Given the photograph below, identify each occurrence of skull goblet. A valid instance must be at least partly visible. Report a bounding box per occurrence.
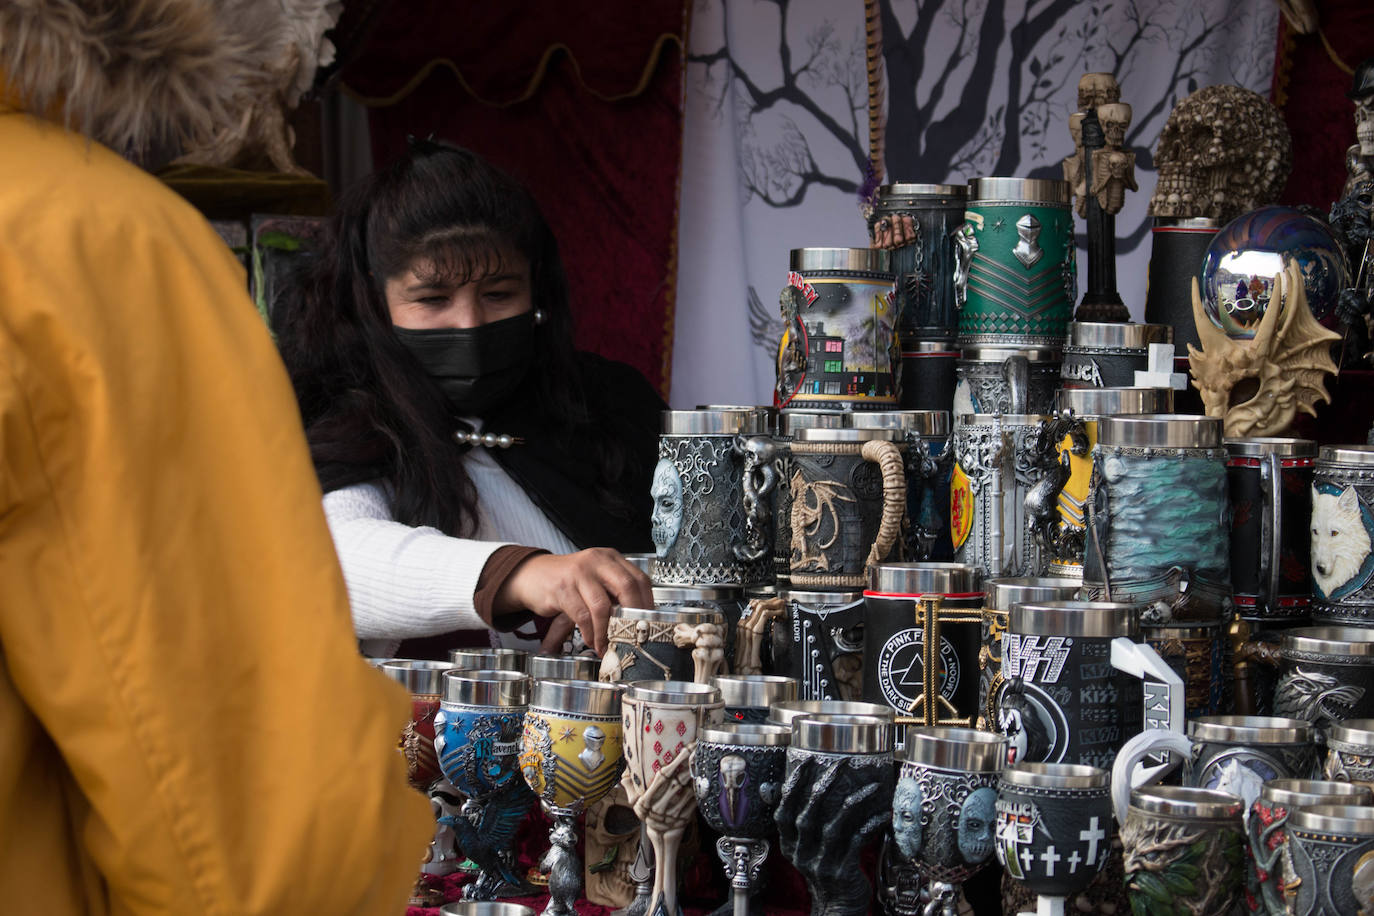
[894,727,1006,916]
[378,658,455,907]
[520,679,625,916]
[691,722,791,916]
[434,669,535,901]
[995,763,1112,916]
[621,680,725,916]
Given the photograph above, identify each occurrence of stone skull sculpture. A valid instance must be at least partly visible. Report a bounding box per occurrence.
[1148,84,1292,223]
[584,782,642,908]
[1097,102,1132,150]
[1077,72,1121,112]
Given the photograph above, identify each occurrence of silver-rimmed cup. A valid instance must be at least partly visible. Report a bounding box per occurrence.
[1274,627,1374,731]
[1286,804,1374,915]
[1185,716,1318,812]
[1249,779,1373,915]
[768,699,897,728]
[439,903,536,916]
[712,674,798,724]
[529,654,600,681]
[448,648,530,673]
[1123,787,1245,915]
[996,763,1112,903]
[1326,719,1374,788]
[978,578,1082,731]
[601,605,727,685]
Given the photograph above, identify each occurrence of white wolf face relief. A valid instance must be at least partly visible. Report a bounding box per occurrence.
[1311,484,1374,598]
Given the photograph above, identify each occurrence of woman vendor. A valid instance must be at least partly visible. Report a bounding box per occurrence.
[275,139,663,658]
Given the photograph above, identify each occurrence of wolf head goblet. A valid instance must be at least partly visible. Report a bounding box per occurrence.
[520,679,625,916]
[692,721,791,916]
[434,669,534,901]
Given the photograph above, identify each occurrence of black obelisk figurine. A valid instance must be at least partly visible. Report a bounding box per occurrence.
[1075,107,1129,321]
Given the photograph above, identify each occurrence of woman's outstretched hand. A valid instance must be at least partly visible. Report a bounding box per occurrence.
[494,548,654,655]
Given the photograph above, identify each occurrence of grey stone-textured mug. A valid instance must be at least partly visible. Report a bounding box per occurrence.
[1248,779,1372,916]
[1285,804,1374,915]
[1326,719,1374,789]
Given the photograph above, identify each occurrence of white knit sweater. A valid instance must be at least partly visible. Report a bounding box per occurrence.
[323,440,577,658]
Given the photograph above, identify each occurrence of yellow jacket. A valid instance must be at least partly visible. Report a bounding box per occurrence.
[0,101,432,913]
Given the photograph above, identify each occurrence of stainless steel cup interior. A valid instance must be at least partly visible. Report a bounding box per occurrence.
[790,247,893,273]
[1000,762,1109,790]
[1329,719,1374,748]
[1223,438,1318,459]
[712,674,799,709]
[1187,715,1313,746]
[1129,785,1244,819]
[1096,414,1223,449]
[440,903,537,916]
[792,713,893,754]
[441,668,532,707]
[377,658,452,695]
[622,680,724,706]
[847,410,951,437]
[1261,779,1374,809]
[529,678,622,717]
[530,654,600,681]
[1055,387,1175,419]
[900,727,1007,772]
[614,605,725,627]
[661,408,771,436]
[1282,627,1374,658]
[1287,804,1374,836]
[769,700,897,727]
[698,721,793,747]
[868,561,984,595]
[1008,601,1141,638]
[654,585,741,606]
[448,647,530,673]
[985,577,1082,612]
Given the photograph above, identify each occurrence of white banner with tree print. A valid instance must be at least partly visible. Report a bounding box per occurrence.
[671,0,1279,407]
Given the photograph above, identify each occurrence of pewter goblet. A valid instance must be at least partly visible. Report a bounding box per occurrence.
[691,722,791,916]
[621,681,725,916]
[894,727,1006,916]
[776,714,896,916]
[434,669,534,901]
[520,679,625,916]
[995,763,1111,916]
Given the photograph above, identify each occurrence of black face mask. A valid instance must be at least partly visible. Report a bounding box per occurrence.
[393,312,536,415]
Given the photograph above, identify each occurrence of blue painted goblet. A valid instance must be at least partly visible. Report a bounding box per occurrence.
[434,669,535,900]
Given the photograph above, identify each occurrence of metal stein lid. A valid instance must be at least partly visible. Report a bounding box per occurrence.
[984,577,1082,612]
[698,721,792,747]
[1187,715,1313,745]
[448,647,530,673]
[530,655,600,681]
[1283,627,1374,659]
[1129,786,1244,820]
[769,700,896,727]
[653,584,741,604]
[1261,779,1374,809]
[1317,444,1374,466]
[847,410,951,437]
[1329,719,1374,748]
[877,182,967,201]
[1056,387,1175,419]
[958,345,1062,363]
[1009,601,1141,638]
[1097,414,1223,449]
[779,410,847,436]
[868,562,984,596]
[789,247,891,274]
[441,669,532,707]
[1001,762,1108,790]
[794,426,903,443]
[622,680,723,706]
[614,605,724,627]
[1067,322,1173,349]
[1288,805,1374,836]
[957,413,1053,427]
[529,678,621,716]
[900,727,1006,771]
[712,674,798,709]
[1224,438,1319,458]
[967,177,1071,205]
[792,713,893,754]
[377,659,452,695]
[660,408,771,436]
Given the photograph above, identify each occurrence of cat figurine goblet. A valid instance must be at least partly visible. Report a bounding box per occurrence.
[691,721,791,916]
[520,679,625,916]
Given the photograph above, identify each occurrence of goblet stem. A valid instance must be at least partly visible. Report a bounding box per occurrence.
[647,824,685,916]
[714,836,767,916]
[1036,896,1066,916]
[538,809,583,916]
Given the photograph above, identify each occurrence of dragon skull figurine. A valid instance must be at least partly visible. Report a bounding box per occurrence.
[1148,85,1292,223]
[1188,259,1340,438]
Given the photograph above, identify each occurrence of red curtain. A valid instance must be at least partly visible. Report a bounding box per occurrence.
[341,2,688,397]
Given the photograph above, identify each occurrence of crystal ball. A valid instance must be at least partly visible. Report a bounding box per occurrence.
[1198,205,1349,339]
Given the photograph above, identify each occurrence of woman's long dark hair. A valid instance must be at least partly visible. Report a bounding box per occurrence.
[274,140,594,537]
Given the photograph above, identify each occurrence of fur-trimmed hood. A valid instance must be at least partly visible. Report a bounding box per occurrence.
[0,0,278,154]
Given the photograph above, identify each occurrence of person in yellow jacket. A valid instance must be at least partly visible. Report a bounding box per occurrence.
[0,3,432,914]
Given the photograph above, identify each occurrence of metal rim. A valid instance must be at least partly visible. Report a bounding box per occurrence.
[1001,762,1109,790]
[1317,445,1374,466]
[377,659,452,694]
[1187,715,1313,745]
[1261,779,1373,809]
[868,562,983,596]
[966,177,1070,205]
[901,727,1006,771]
[529,655,601,681]
[1329,719,1374,747]
[769,700,896,726]
[613,605,724,627]
[440,903,537,916]
[877,182,967,199]
[1067,322,1172,349]
[1152,217,1220,230]
[789,247,892,273]
[712,675,799,709]
[1224,437,1318,458]
[441,669,532,707]
[1055,387,1175,419]
[1009,601,1141,638]
[779,410,848,435]
[794,426,904,443]
[984,577,1083,612]
[1283,627,1374,658]
[957,346,1062,363]
[622,680,723,706]
[1129,785,1244,819]
[956,414,1052,426]
[653,585,741,603]
[447,648,530,673]
[792,713,893,754]
[846,410,951,436]
[1097,414,1223,449]
[529,678,622,717]
[777,589,864,605]
[1289,804,1374,836]
[698,721,793,747]
[660,408,771,436]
